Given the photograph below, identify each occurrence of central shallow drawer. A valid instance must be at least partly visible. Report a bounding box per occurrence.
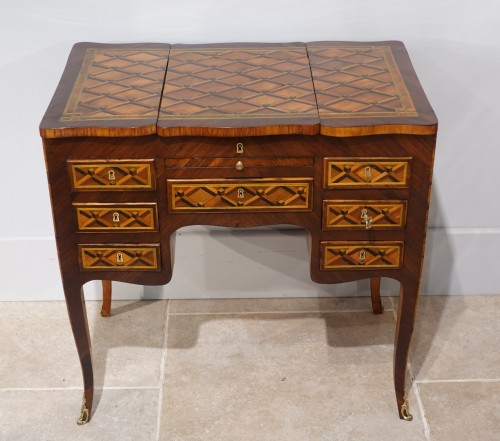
[168,178,313,212]
[321,241,403,270]
[78,244,161,271]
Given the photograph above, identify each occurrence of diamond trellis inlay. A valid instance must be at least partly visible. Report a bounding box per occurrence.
[168,178,312,212]
[61,48,170,122]
[74,204,158,231]
[307,44,418,118]
[324,158,411,188]
[323,200,407,230]
[158,44,319,132]
[321,242,403,270]
[79,245,160,271]
[68,160,154,190]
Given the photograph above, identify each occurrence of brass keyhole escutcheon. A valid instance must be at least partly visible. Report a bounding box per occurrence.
[364,166,372,182]
[116,252,124,265]
[112,212,120,224]
[359,249,366,264]
[108,170,116,182]
[361,208,373,230]
[236,142,244,154]
[237,188,244,199]
[235,160,244,171]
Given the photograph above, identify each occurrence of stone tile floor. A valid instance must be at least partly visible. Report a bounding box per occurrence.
[0,295,498,440]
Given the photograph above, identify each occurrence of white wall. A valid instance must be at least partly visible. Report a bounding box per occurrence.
[1,1,499,300]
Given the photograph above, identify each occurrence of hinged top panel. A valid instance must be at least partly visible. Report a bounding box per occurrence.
[157,43,320,137]
[307,41,437,136]
[39,43,171,138]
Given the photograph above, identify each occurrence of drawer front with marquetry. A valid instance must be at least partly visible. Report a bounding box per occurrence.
[168,178,313,212]
[68,160,155,190]
[324,158,411,188]
[323,200,407,230]
[78,245,160,271]
[321,241,403,270]
[74,203,158,232]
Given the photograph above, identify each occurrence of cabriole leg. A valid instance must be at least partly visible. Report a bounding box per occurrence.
[394,279,419,421]
[369,276,384,314]
[101,280,112,317]
[63,282,94,425]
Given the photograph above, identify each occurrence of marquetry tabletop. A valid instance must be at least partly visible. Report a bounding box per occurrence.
[40,41,437,138]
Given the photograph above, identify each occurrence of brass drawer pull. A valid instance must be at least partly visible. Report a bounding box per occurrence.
[235,160,244,171]
[360,208,373,230]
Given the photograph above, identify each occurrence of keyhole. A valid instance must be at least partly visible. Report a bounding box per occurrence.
[108,170,116,181]
[112,212,120,223]
[236,142,244,154]
[359,250,366,264]
[116,252,124,264]
[237,188,244,199]
[364,166,372,182]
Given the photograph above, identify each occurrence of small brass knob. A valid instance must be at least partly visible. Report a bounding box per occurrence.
[235,160,244,171]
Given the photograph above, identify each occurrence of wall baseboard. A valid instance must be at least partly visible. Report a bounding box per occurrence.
[1,226,498,301]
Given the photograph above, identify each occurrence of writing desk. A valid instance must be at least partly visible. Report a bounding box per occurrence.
[40,41,437,424]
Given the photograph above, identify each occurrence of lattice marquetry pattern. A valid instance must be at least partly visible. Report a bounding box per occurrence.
[323,200,407,229]
[160,46,318,120]
[79,245,159,271]
[69,161,154,190]
[307,45,418,118]
[168,179,312,212]
[75,204,157,231]
[321,242,403,270]
[324,158,410,188]
[61,48,170,122]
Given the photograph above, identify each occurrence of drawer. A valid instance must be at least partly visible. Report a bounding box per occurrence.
[168,178,313,212]
[323,200,407,230]
[68,160,155,191]
[323,157,411,188]
[321,241,403,270]
[165,157,314,169]
[78,244,160,271]
[74,203,158,232]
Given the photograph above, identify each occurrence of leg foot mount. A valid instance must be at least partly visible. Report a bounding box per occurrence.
[77,397,90,425]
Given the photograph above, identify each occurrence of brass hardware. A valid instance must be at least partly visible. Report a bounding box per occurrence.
[359,249,366,264]
[361,208,373,230]
[112,212,120,223]
[236,142,244,154]
[237,188,244,199]
[364,166,372,182]
[108,170,116,181]
[401,394,413,421]
[116,253,124,265]
[235,160,244,171]
[77,397,90,425]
